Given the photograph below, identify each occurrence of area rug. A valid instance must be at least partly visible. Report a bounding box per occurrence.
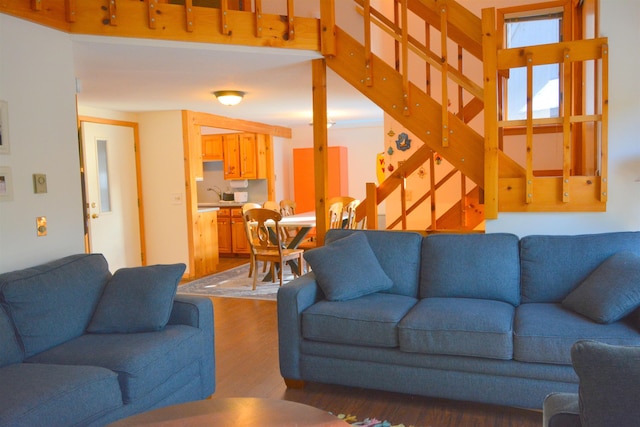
[335,413,416,427]
[177,263,297,301]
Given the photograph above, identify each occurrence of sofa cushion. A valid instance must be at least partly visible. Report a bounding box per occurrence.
[0,363,122,427]
[520,232,640,303]
[88,263,185,333]
[514,303,640,365]
[0,254,110,358]
[420,233,521,306]
[304,232,393,301]
[302,293,417,347]
[0,305,22,367]
[326,229,423,298]
[562,252,640,324]
[398,297,515,360]
[27,324,204,404]
[571,340,640,427]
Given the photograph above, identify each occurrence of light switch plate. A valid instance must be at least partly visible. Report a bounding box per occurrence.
[33,174,47,194]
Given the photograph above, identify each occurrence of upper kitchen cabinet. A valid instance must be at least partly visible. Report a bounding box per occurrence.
[202,134,224,161]
[223,133,265,180]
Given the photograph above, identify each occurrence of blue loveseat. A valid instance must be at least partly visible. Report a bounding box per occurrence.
[0,254,215,426]
[278,229,640,410]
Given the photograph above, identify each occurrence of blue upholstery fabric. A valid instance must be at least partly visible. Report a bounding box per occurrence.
[571,340,640,427]
[562,252,640,324]
[304,232,393,301]
[514,303,640,365]
[325,229,423,297]
[302,293,417,347]
[520,231,640,303]
[26,324,204,404]
[398,297,515,360]
[0,305,22,367]
[420,233,521,305]
[88,263,185,333]
[0,254,110,358]
[0,363,122,427]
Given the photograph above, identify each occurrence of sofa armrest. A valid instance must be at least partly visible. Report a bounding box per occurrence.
[169,295,215,397]
[543,392,581,427]
[277,272,323,381]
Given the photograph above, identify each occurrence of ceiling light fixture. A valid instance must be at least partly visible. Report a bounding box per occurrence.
[309,119,337,128]
[213,90,245,106]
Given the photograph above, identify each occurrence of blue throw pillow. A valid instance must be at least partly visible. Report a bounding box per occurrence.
[562,252,640,324]
[87,263,185,333]
[303,232,393,301]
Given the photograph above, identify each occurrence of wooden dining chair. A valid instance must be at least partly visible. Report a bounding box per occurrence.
[327,201,344,229]
[241,203,262,278]
[243,208,305,290]
[262,200,279,211]
[343,199,361,229]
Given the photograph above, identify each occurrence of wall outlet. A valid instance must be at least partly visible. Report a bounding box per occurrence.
[33,174,47,194]
[36,216,47,236]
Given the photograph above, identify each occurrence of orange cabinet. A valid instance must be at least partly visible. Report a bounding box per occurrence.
[293,146,348,213]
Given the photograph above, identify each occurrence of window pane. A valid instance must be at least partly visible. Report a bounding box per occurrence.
[505,16,561,120]
[96,139,112,213]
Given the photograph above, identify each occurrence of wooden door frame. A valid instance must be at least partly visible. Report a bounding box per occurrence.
[78,116,146,265]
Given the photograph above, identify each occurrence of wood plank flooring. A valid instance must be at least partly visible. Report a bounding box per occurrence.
[209,295,543,427]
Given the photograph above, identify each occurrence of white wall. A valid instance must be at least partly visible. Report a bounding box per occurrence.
[0,14,84,273]
[136,111,190,269]
[487,0,640,236]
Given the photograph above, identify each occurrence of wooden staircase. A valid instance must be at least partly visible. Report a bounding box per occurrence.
[0,0,609,235]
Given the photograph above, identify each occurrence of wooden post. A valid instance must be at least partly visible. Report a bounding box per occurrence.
[364,0,373,86]
[365,182,378,230]
[481,8,499,219]
[440,5,449,145]
[562,48,572,203]
[319,0,336,56]
[312,59,329,246]
[525,52,534,204]
[286,0,295,41]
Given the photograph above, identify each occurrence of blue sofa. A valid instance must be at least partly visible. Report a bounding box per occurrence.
[278,229,640,410]
[0,254,215,426]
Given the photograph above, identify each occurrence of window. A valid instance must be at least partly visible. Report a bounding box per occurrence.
[504,13,563,120]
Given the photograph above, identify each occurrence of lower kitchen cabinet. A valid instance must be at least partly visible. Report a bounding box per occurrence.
[217,208,250,255]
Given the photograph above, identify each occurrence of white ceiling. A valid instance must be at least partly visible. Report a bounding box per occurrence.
[72,35,383,130]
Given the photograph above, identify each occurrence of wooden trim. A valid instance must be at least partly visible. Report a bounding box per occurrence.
[185,111,291,138]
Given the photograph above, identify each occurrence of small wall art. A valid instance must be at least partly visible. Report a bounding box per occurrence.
[0,100,9,154]
[0,166,13,201]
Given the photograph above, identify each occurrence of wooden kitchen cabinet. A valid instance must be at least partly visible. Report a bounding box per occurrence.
[217,207,250,255]
[223,133,259,179]
[202,134,223,161]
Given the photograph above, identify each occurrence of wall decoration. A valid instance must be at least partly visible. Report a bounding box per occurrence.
[417,166,426,179]
[387,128,395,137]
[434,152,443,165]
[0,100,9,154]
[395,132,411,151]
[376,153,386,184]
[0,166,13,201]
[387,146,394,156]
[387,163,395,172]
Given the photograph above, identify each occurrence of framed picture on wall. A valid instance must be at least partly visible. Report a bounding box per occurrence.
[0,100,9,154]
[0,166,13,201]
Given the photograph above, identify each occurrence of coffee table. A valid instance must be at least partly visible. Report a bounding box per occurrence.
[108,397,350,426]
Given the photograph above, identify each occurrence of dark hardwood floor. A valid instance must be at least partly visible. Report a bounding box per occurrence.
[209,293,543,427]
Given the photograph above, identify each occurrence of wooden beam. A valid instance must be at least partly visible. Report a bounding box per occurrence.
[312,58,329,246]
[185,111,291,138]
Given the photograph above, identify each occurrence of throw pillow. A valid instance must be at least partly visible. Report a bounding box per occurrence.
[303,232,393,301]
[571,340,640,427]
[562,252,640,324]
[87,263,185,333]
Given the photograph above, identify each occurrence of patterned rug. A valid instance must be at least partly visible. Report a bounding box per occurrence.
[177,263,297,301]
[336,413,415,427]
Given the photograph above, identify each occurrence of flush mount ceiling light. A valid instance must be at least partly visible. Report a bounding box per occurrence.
[213,90,245,106]
[309,119,337,128]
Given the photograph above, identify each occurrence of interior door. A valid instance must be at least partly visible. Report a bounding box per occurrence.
[81,121,142,271]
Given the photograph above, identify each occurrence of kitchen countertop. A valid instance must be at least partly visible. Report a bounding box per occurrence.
[198,202,246,209]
